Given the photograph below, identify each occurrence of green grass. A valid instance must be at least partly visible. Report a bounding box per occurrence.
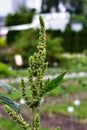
[45,76,87,96]
[42,100,87,118]
[41,77,87,119]
[0,61,87,78]
[0,117,47,130]
[12,65,87,77]
[0,91,20,100]
[1,68,87,129]
[0,117,24,130]
[6,76,87,119]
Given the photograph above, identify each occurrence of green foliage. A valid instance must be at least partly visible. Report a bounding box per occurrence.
[63,14,87,52]
[6,30,20,44]
[0,16,65,130]
[0,117,24,130]
[0,36,6,46]
[44,72,66,93]
[0,117,47,130]
[46,37,63,64]
[5,14,87,68]
[12,30,63,67]
[5,9,35,26]
[0,95,20,111]
[55,127,60,130]
[14,29,39,67]
[5,105,29,129]
[0,82,17,91]
[43,100,87,119]
[5,8,35,45]
[0,62,11,77]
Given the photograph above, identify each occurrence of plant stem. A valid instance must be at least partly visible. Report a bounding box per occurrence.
[32,107,35,130]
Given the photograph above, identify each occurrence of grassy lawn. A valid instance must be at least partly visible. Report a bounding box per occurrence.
[0,117,47,130]
[0,66,87,129]
[0,52,87,78]
[0,76,87,118]
[42,99,87,118]
[0,117,24,130]
[12,66,87,77]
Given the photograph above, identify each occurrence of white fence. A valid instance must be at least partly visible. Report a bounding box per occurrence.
[1,12,70,35]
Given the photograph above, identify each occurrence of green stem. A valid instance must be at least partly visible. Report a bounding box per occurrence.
[32,107,35,130]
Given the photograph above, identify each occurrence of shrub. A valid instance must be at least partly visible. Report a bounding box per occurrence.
[5,9,35,45]
[5,9,35,26]
[12,30,64,67]
[46,36,63,65]
[6,30,21,45]
[0,36,6,46]
[14,29,39,67]
[0,62,11,77]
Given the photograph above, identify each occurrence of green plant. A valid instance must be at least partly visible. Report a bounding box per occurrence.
[14,29,39,67]
[5,8,35,45]
[5,9,35,26]
[0,62,11,77]
[0,36,6,46]
[0,16,66,130]
[46,37,63,64]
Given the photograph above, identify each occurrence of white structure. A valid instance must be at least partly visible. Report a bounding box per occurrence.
[12,0,42,13]
[1,12,70,35]
[14,54,23,66]
[26,0,42,13]
[0,0,42,16]
[0,0,12,16]
[32,12,70,31]
[12,0,26,13]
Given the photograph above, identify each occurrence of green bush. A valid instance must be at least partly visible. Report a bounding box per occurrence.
[14,29,39,67]
[46,15,87,53]
[5,9,35,26]
[5,15,87,67]
[6,30,20,45]
[0,62,12,77]
[46,36,63,65]
[13,29,64,67]
[0,36,6,46]
[5,9,35,45]
[62,15,87,52]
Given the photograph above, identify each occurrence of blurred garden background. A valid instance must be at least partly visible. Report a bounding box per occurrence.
[1,0,87,130]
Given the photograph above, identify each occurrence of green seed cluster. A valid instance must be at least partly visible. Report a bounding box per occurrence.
[21,15,48,108]
[5,105,30,130]
[34,114,40,130]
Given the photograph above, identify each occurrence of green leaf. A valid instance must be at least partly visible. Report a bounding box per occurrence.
[0,94,20,112]
[0,82,18,92]
[44,72,66,93]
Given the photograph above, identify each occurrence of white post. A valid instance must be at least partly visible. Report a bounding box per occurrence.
[74,99,80,119]
[67,106,74,130]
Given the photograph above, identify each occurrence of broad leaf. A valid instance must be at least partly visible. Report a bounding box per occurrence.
[0,82,18,92]
[44,72,66,93]
[0,94,20,112]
